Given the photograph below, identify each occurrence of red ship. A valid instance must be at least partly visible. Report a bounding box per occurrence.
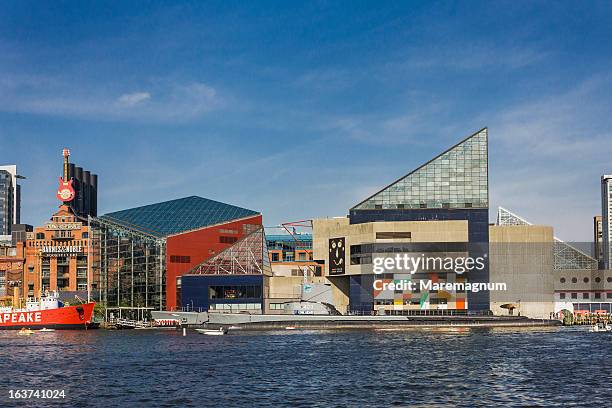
[0,292,96,330]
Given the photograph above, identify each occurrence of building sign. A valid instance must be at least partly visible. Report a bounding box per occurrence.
[56,177,75,202]
[44,222,82,231]
[42,246,83,255]
[329,237,345,275]
[56,148,75,203]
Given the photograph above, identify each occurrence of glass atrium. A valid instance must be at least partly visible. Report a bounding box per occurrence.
[353,128,488,210]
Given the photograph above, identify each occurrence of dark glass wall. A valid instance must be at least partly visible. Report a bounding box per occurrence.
[180,275,264,310]
[348,275,375,313]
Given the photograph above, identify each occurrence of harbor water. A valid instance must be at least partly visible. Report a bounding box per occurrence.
[0,327,609,407]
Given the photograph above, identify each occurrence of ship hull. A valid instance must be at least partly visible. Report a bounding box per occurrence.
[0,302,96,330]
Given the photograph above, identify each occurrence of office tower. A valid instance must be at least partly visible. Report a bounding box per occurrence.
[602,175,612,269]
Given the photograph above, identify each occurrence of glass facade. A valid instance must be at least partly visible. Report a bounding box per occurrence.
[180,274,264,311]
[189,226,272,276]
[0,170,13,236]
[353,128,488,210]
[90,217,166,311]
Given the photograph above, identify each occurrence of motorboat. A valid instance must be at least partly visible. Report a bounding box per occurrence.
[195,327,228,336]
[589,323,612,332]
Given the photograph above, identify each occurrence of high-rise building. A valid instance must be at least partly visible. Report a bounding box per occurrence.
[0,165,22,236]
[602,175,612,269]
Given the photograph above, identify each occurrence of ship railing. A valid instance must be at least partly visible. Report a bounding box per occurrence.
[345,309,495,317]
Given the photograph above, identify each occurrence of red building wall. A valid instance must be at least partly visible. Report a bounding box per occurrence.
[165,215,262,310]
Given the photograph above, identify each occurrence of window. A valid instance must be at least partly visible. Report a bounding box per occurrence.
[583,277,589,283]
[271,253,279,262]
[559,293,566,299]
[376,232,412,239]
[209,285,262,300]
[582,293,589,299]
[571,277,577,283]
[220,236,238,244]
[595,277,601,283]
[82,232,89,239]
[571,293,577,299]
[560,278,566,283]
[594,293,601,299]
[608,277,612,283]
[170,255,191,263]
[607,293,612,299]
[36,232,45,240]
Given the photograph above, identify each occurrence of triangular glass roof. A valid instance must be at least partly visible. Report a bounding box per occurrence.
[352,128,488,210]
[496,207,598,270]
[187,226,272,276]
[101,196,259,237]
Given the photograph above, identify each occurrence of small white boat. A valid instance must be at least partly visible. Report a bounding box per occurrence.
[589,323,612,332]
[285,326,297,330]
[195,327,228,336]
[17,328,35,336]
[38,328,56,332]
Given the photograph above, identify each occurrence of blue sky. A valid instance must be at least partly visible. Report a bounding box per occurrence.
[1,1,611,241]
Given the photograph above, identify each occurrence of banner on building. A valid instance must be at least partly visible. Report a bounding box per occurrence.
[329,237,346,275]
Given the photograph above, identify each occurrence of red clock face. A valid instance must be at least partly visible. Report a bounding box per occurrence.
[57,177,75,202]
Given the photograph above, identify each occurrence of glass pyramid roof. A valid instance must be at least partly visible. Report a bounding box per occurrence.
[496,207,598,270]
[352,128,488,210]
[101,196,259,237]
[188,226,272,276]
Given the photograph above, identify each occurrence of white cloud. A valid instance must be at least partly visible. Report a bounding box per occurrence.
[117,91,151,107]
[0,73,221,122]
[485,76,612,240]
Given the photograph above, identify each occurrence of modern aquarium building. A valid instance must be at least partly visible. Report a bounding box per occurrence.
[89,196,270,317]
[313,128,490,314]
